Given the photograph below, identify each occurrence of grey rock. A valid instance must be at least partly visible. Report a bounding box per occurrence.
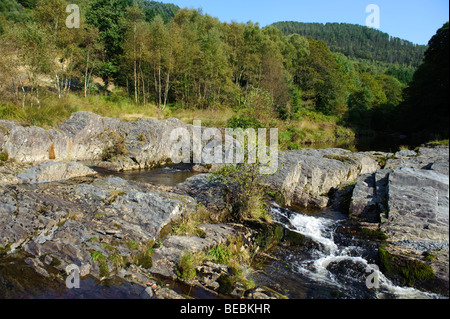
[381,167,449,244]
[174,174,232,214]
[24,257,50,278]
[1,112,194,169]
[349,173,378,222]
[262,149,378,208]
[144,286,154,299]
[16,161,97,184]
[395,150,417,157]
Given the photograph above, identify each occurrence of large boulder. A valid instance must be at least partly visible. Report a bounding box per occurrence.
[16,161,97,184]
[262,149,379,208]
[381,167,449,245]
[0,112,194,170]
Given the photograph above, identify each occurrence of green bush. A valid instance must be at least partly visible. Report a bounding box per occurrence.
[101,131,129,161]
[210,163,270,222]
[0,150,8,163]
[227,115,263,130]
[177,251,197,280]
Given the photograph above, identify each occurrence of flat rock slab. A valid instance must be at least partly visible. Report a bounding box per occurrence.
[382,167,449,246]
[16,161,97,184]
[0,175,196,280]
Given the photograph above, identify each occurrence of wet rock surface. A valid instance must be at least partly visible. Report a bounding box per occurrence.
[347,146,449,295]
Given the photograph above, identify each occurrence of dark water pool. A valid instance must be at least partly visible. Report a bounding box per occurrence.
[91,164,202,187]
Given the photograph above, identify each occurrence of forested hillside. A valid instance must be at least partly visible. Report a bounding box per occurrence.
[0,0,448,147]
[272,22,427,67]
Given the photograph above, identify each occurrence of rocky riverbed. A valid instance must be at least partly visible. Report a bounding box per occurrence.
[1,112,448,298]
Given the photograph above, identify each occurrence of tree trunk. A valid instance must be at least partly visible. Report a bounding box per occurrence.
[84,51,90,97]
[134,58,138,104]
[19,79,25,109]
[158,63,162,109]
[36,85,41,109]
[153,64,158,107]
[55,74,61,99]
[163,69,170,110]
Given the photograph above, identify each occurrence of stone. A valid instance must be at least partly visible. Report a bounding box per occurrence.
[24,257,50,278]
[1,112,194,169]
[349,173,378,222]
[381,167,449,244]
[16,161,97,184]
[174,174,232,214]
[395,150,417,158]
[262,148,378,208]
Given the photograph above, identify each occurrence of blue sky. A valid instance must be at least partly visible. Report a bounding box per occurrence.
[159,0,449,45]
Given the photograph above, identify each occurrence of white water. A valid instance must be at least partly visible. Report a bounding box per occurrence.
[270,205,445,299]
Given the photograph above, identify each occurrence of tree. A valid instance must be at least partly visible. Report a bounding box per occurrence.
[13,22,54,108]
[123,3,146,104]
[86,0,131,86]
[295,38,348,117]
[399,22,449,141]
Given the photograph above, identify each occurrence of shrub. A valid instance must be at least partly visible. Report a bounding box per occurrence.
[227,115,263,130]
[210,163,270,222]
[0,150,8,163]
[177,251,197,280]
[101,130,128,161]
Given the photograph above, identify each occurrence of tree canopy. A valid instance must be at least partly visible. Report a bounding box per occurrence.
[0,1,447,143]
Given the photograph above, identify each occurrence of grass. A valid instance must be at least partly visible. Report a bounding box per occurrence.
[91,250,109,278]
[0,150,8,165]
[0,91,159,129]
[177,251,198,280]
[0,91,357,150]
[171,204,210,238]
[176,236,256,292]
[426,139,449,147]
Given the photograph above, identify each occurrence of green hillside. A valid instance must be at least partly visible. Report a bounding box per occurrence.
[272,21,427,67]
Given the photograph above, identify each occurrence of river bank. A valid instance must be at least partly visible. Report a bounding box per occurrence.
[0,113,448,299]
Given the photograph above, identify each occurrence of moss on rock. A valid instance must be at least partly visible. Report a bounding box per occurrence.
[378,246,435,287]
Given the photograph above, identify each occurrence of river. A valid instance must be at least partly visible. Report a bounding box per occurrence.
[0,161,445,299]
[255,204,443,299]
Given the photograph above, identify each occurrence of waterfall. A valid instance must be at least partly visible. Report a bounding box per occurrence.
[270,205,444,299]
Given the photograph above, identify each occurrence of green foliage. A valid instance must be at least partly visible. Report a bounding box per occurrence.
[211,164,270,222]
[399,22,449,143]
[227,115,263,130]
[142,0,179,23]
[294,38,349,116]
[272,21,427,67]
[426,139,449,147]
[208,245,232,264]
[378,246,435,287]
[177,251,197,280]
[0,0,26,23]
[0,150,9,164]
[217,274,234,295]
[91,250,109,278]
[101,131,129,161]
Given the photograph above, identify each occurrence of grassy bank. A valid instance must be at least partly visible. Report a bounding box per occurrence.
[0,92,355,150]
